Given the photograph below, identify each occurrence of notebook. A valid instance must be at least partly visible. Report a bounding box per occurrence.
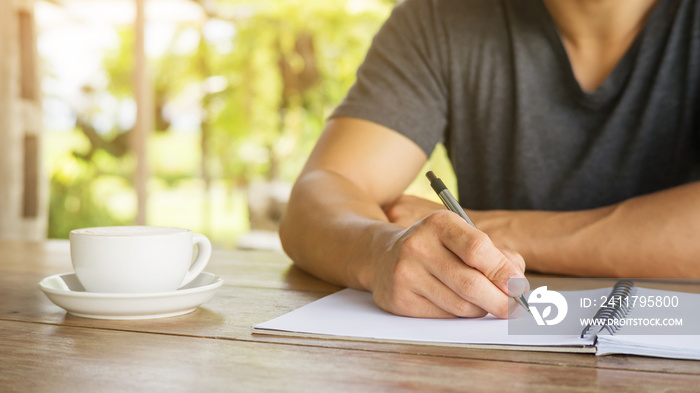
[253,281,700,360]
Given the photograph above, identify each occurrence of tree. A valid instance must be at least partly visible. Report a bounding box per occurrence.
[47,0,393,240]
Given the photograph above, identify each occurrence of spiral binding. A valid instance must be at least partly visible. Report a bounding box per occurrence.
[580,280,637,338]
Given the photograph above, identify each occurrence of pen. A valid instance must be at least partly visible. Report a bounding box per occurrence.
[425,171,531,314]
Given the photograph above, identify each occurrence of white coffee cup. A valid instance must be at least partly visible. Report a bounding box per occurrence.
[69,226,212,293]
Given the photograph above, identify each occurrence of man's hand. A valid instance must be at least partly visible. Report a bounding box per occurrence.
[383,194,445,227]
[370,210,528,319]
[281,118,533,320]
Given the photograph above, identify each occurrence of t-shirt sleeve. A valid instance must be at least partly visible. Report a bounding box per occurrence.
[330,0,448,155]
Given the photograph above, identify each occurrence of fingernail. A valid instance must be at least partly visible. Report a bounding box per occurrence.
[508,275,530,297]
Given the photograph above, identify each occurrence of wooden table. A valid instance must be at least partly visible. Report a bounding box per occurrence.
[1,240,699,392]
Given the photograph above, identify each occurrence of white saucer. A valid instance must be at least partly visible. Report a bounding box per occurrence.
[38,272,223,320]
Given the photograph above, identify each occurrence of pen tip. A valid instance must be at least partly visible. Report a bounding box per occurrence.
[426,171,437,182]
[517,294,531,313]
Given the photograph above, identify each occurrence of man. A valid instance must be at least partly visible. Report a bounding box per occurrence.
[279,0,700,319]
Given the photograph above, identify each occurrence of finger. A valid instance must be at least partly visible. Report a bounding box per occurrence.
[414,274,488,318]
[432,211,526,296]
[508,297,525,319]
[500,249,530,296]
[424,250,511,318]
[383,204,412,228]
[501,249,526,273]
[384,195,445,228]
[373,290,455,319]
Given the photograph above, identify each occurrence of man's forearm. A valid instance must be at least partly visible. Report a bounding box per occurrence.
[281,169,530,318]
[279,169,401,290]
[476,182,700,277]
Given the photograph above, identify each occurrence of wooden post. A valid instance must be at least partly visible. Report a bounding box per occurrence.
[132,0,152,225]
[198,30,212,234]
[0,0,47,240]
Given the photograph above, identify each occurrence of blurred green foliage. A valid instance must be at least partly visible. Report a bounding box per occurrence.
[47,0,397,243]
[47,0,455,245]
[48,132,133,238]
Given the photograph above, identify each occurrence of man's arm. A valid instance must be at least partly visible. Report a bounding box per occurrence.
[279,117,528,319]
[476,182,700,277]
[384,184,700,277]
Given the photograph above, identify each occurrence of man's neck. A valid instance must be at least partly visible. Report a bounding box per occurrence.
[542,0,661,92]
[542,0,660,46]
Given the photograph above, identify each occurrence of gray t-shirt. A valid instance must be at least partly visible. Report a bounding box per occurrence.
[331,0,700,211]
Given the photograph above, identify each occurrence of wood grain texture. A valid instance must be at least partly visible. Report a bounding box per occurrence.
[2,321,700,393]
[1,240,700,392]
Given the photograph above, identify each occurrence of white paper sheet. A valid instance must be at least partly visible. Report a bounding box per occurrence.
[254,288,594,348]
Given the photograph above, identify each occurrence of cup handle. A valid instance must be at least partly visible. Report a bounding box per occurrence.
[180,233,212,287]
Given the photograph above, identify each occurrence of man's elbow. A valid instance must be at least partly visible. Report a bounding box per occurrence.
[278,205,300,264]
